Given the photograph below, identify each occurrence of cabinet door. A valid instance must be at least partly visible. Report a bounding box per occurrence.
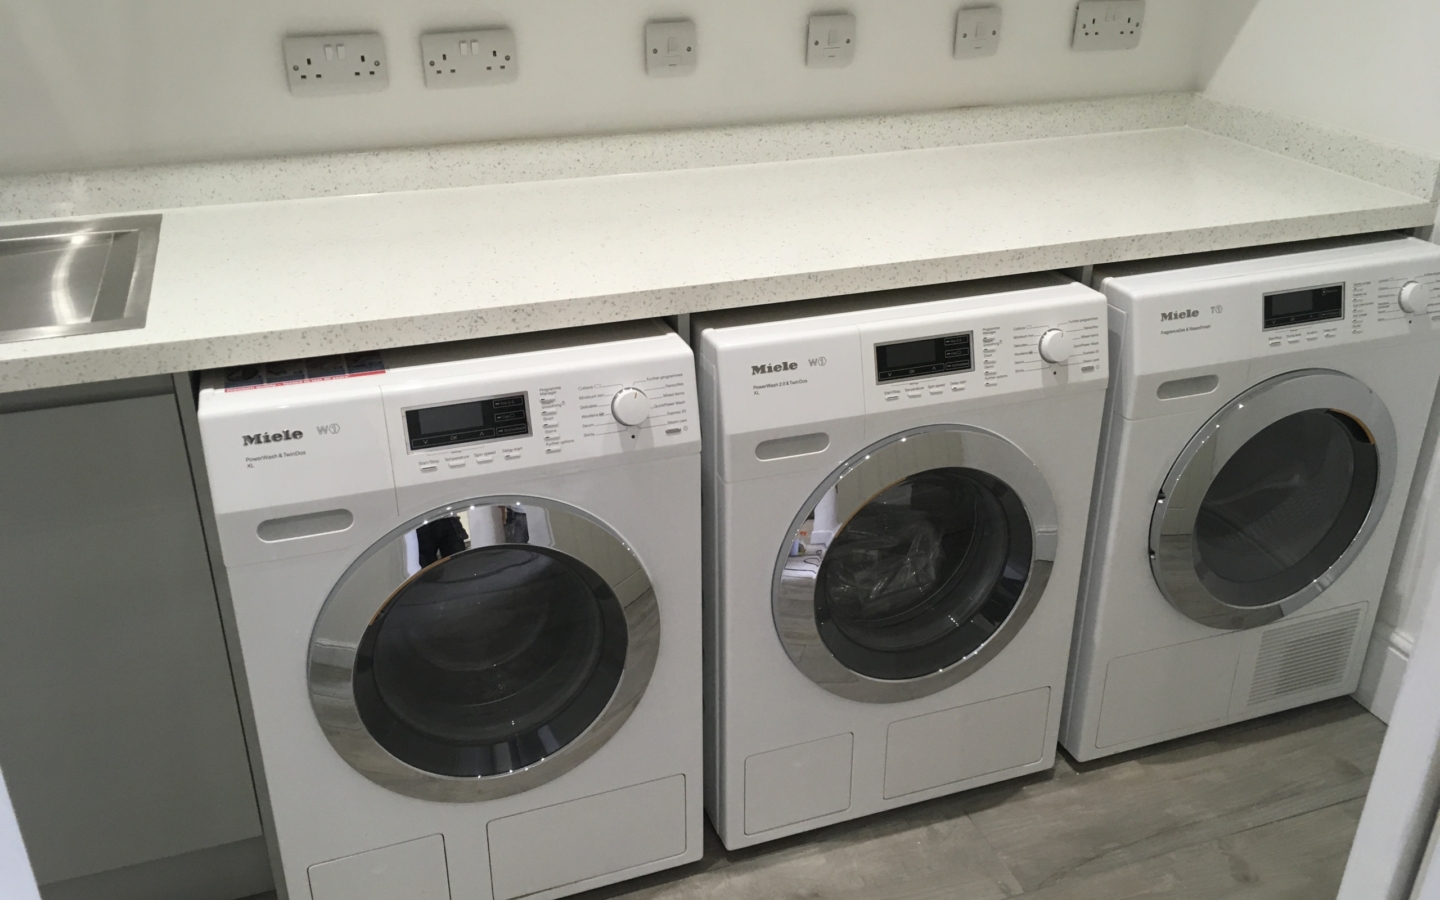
[0,393,261,884]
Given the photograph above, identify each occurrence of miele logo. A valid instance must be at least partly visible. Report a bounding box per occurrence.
[752,361,799,375]
[242,429,303,446]
[1161,309,1201,322]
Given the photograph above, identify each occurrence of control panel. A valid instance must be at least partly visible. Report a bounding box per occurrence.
[864,295,1105,412]
[702,283,1109,435]
[387,355,694,487]
[1107,239,1440,378]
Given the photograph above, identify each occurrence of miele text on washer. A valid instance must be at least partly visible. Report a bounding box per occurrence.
[242,429,304,446]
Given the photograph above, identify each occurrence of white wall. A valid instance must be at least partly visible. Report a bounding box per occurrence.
[0,0,1206,176]
[1204,0,1440,720]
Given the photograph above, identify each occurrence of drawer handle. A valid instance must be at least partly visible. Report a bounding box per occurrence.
[756,432,830,461]
[257,509,354,542]
[1157,375,1219,400]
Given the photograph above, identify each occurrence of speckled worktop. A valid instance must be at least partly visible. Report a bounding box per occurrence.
[0,92,1435,394]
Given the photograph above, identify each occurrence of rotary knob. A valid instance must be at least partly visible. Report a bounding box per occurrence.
[1399,281,1428,315]
[611,387,650,427]
[1038,328,1073,365]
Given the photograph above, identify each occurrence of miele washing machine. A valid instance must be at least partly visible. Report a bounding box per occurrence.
[695,274,1109,848]
[197,321,702,900]
[1062,235,1440,762]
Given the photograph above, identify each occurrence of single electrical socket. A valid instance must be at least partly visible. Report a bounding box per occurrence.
[420,28,517,88]
[954,7,1002,59]
[807,13,856,68]
[1072,1,1145,51]
[645,20,697,76]
[283,33,388,96]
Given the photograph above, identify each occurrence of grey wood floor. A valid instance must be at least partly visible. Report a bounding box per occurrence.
[246,697,1382,900]
[582,697,1383,900]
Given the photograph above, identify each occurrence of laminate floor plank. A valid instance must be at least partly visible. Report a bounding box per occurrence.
[1016,797,1364,900]
[962,698,1382,892]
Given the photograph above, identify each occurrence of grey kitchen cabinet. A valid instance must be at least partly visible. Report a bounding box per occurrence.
[0,377,269,900]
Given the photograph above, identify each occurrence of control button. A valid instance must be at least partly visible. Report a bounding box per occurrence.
[906,390,923,399]
[1399,281,1428,314]
[928,387,944,395]
[419,461,438,473]
[886,395,899,402]
[611,387,650,427]
[951,383,964,392]
[1038,328,1073,364]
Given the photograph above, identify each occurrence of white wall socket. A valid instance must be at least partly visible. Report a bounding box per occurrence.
[283,33,387,96]
[420,28,517,88]
[645,20,697,77]
[1071,1,1145,51]
[806,14,855,68]
[954,7,1002,59]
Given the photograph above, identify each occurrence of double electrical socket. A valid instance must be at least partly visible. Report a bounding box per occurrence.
[283,33,388,96]
[1072,1,1145,51]
[420,28,517,88]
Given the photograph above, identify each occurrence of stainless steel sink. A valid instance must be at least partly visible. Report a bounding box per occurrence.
[0,214,161,343]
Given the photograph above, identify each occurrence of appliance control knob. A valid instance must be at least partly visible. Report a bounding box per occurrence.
[611,387,650,427]
[1038,328,1073,365]
[1399,281,1428,315]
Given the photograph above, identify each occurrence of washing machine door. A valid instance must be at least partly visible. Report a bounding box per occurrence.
[308,497,658,802]
[1150,369,1396,631]
[773,425,1058,703]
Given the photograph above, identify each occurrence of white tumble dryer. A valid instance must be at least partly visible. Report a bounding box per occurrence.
[1062,235,1440,762]
[695,274,1109,849]
[197,321,702,900]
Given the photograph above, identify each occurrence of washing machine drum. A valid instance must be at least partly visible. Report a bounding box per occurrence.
[1150,369,1397,631]
[308,498,659,802]
[773,425,1059,703]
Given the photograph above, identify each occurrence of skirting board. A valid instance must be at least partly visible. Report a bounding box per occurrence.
[1356,622,1416,723]
[39,837,271,900]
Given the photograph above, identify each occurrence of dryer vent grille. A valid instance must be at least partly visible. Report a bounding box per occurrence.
[1247,606,1362,708]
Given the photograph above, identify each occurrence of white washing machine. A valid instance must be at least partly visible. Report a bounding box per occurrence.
[1062,235,1440,762]
[197,321,702,900]
[695,274,1109,849]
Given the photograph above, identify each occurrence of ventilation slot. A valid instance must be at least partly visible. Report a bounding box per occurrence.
[1247,606,1362,708]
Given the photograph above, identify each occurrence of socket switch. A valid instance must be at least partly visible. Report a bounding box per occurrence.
[420,28,517,87]
[806,14,855,68]
[645,20,697,76]
[954,7,1002,59]
[283,33,388,96]
[1071,1,1145,51]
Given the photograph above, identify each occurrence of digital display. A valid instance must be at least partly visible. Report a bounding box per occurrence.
[1264,283,1344,329]
[405,393,529,451]
[876,332,973,383]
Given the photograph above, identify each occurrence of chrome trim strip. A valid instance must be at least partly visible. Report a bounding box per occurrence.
[1149,369,1397,631]
[308,496,658,802]
[772,424,1059,704]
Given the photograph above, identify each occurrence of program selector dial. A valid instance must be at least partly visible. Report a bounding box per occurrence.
[1038,328,1073,364]
[611,387,651,427]
[1399,281,1428,315]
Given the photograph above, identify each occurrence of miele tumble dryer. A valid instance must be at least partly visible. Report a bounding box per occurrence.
[1063,236,1440,761]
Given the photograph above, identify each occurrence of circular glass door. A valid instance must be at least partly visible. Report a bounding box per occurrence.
[1151,369,1396,631]
[773,425,1058,703]
[309,498,659,802]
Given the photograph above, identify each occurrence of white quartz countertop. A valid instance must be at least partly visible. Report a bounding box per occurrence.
[0,95,1435,394]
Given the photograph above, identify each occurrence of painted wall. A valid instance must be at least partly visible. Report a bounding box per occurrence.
[1204,0,1440,720]
[0,0,1206,176]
